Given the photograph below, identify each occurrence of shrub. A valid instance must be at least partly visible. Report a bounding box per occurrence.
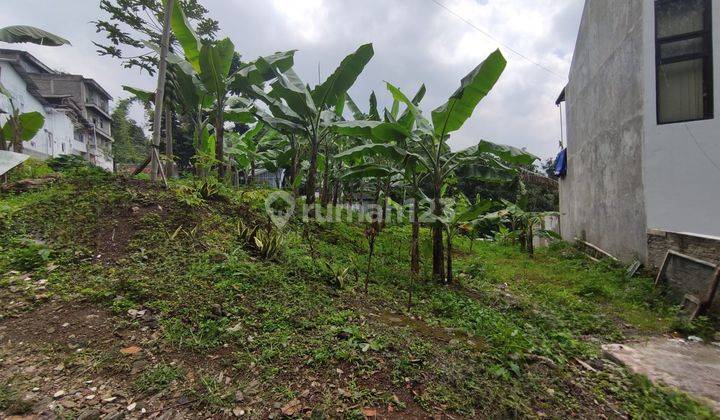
[254,229,284,260]
[6,158,54,181]
[2,238,51,272]
[45,155,91,171]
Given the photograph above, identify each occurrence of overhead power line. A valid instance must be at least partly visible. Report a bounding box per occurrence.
[429,0,566,80]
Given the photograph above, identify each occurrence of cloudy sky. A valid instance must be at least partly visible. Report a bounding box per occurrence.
[1,0,584,159]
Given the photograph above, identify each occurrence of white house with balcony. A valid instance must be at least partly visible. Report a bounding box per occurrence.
[0,49,114,171]
[557,0,720,269]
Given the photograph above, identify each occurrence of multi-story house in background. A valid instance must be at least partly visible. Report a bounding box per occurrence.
[0,49,114,170]
[556,0,720,269]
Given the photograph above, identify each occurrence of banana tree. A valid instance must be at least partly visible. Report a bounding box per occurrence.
[439,195,496,282]
[487,200,560,256]
[332,85,428,276]
[0,92,44,153]
[247,43,375,211]
[169,4,294,179]
[225,123,283,185]
[383,49,507,282]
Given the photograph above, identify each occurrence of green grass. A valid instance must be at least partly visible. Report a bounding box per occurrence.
[0,172,716,418]
[0,383,33,415]
[133,364,184,394]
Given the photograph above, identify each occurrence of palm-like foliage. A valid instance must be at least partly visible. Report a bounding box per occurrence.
[0,25,70,46]
[168,3,294,179]
[247,43,375,210]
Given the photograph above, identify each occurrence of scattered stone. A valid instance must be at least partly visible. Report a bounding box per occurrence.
[574,357,598,372]
[61,399,77,409]
[234,391,244,402]
[127,402,137,411]
[227,323,243,333]
[102,396,117,403]
[77,408,101,420]
[232,406,245,417]
[53,390,66,399]
[688,335,703,343]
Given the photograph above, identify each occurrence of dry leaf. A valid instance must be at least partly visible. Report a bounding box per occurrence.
[120,346,141,355]
[281,398,302,416]
[362,407,378,417]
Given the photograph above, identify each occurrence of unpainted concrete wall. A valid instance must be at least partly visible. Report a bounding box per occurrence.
[560,0,648,262]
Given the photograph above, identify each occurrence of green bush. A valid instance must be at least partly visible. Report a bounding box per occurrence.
[45,155,91,171]
[6,158,54,182]
[2,238,51,272]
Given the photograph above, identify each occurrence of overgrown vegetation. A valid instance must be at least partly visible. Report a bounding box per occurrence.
[0,171,715,418]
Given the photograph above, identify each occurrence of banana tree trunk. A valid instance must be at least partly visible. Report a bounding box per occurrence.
[11,126,23,153]
[373,177,382,224]
[306,137,319,215]
[321,144,330,206]
[432,181,445,283]
[446,230,453,284]
[411,194,420,277]
[332,168,341,206]
[215,106,225,180]
[527,226,534,256]
[380,178,390,229]
[289,134,300,196]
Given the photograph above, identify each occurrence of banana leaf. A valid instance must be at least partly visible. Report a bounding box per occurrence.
[312,43,374,109]
[431,49,506,136]
[474,139,538,166]
[334,142,407,162]
[0,25,70,46]
[342,163,396,180]
[270,68,317,119]
[330,120,410,143]
[199,38,235,97]
[169,4,201,72]
[2,111,44,141]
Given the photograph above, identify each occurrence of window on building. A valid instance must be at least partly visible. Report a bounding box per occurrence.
[656,0,714,124]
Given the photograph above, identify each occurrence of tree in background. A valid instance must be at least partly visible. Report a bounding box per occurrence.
[541,157,558,180]
[111,98,149,166]
[94,0,219,75]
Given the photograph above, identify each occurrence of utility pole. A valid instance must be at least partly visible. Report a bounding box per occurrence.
[149,0,174,185]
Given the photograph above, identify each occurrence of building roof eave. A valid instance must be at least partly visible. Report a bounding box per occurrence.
[555,86,566,106]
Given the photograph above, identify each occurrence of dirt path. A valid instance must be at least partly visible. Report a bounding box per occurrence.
[0,301,229,419]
